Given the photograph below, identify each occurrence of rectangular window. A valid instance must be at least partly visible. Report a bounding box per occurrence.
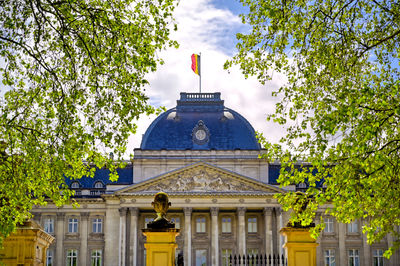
[247,217,257,233]
[373,249,384,266]
[68,218,78,233]
[195,249,207,266]
[145,217,153,229]
[348,249,360,266]
[46,249,53,266]
[221,249,232,266]
[44,218,54,234]
[196,217,206,233]
[92,218,102,233]
[324,218,334,233]
[91,250,102,266]
[348,221,358,233]
[170,217,180,229]
[324,249,336,266]
[221,217,232,233]
[66,249,78,266]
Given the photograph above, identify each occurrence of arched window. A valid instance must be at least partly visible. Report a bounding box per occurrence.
[70,182,80,189]
[94,181,104,189]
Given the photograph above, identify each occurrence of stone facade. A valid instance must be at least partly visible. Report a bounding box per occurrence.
[31,93,400,265]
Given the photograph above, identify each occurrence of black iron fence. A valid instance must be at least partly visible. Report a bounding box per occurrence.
[174,252,287,266]
[228,254,287,266]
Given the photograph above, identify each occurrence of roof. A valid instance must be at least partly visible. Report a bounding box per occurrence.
[65,164,133,189]
[140,92,261,150]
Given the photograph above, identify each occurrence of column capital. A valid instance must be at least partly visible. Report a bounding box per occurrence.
[275,207,282,216]
[119,207,128,216]
[237,207,246,216]
[210,207,219,216]
[81,212,90,219]
[129,207,139,217]
[184,207,192,216]
[263,207,273,215]
[56,212,65,220]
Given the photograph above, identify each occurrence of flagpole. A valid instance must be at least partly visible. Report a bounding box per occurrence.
[199,52,202,93]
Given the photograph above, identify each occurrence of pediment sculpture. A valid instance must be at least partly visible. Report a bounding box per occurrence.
[139,167,265,192]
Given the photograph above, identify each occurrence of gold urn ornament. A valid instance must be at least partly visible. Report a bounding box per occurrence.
[147,192,175,229]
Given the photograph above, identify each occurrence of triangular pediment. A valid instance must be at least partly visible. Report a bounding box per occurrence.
[115,162,284,195]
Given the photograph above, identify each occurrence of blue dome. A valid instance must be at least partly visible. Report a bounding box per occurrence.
[140,92,261,150]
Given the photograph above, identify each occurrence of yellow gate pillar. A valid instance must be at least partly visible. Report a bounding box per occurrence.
[142,229,180,266]
[280,227,318,266]
[142,192,180,266]
[0,220,55,266]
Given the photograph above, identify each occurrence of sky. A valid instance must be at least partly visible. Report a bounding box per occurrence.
[126,0,288,155]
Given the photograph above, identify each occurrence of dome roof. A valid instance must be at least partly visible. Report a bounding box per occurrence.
[140,92,261,150]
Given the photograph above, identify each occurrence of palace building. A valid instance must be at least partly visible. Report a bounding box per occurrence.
[32,92,399,266]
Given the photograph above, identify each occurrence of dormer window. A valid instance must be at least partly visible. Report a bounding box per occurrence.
[297,182,307,191]
[298,182,307,188]
[94,181,104,189]
[70,182,80,189]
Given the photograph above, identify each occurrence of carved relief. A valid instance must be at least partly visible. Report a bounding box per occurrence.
[141,167,262,192]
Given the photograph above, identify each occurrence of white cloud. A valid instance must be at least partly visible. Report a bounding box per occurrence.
[126,0,288,156]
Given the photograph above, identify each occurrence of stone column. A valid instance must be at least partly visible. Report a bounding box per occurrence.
[129,207,139,266]
[237,207,246,255]
[264,207,273,255]
[56,212,65,266]
[105,203,121,266]
[362,220,371,266]
[184,207,192,266]
[338,222,346,266]
[276,208,284,256]
[119,207,128,266]
[80,212,89,266]
[211,207,219,266]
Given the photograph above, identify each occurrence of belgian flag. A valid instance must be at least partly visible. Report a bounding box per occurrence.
[191,54,200,75]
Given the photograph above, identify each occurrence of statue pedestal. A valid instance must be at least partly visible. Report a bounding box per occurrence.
[0,220,55,266]
[280,227,318,266]
[142,228,180,266]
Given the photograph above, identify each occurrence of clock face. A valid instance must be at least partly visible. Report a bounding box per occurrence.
[195,129,207,141]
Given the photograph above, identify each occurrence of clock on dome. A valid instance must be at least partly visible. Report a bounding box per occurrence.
[192,120,209,145]
[195,129,206,141]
